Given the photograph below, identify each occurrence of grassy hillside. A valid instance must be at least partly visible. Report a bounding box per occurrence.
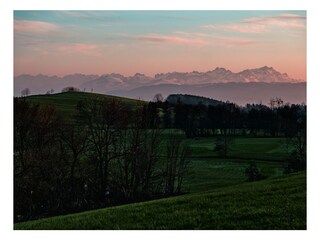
[179,136,285,193]
[15,171,306,230]
[25,92,143,120]
[185,137,288,161]
[185,158,283,193]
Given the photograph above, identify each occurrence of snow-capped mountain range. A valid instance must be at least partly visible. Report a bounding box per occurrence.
[14,66,302,97]
[154,66,294,85]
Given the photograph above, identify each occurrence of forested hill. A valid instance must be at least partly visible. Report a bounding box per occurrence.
[166,94,223,106]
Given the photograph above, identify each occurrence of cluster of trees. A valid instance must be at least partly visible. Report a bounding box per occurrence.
[152,97,306,139]
[14,98,190,222]
[61,86,80,93]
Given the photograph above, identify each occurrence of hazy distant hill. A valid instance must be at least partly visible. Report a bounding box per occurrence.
[109,82,306,106]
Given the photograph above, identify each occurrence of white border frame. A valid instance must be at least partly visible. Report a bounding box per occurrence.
[1,1,319,240]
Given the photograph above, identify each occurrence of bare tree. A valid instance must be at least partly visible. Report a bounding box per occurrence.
[14,98,39,176]
[175,144,191,193]
[153,93,164,103]
[59,123,89,203]
[114,104,163,199]
[21,88,30,97]
[14,99,61,221]
[165,130,190,195]
[213,135,234,158]
[76,98,125,200]
[285,130,306,173]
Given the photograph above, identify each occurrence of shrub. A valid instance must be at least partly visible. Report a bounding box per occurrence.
[213,136,234,158]
[245,162,263,182]
[62,86,80,93]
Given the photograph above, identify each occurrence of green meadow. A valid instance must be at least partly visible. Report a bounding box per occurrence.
[178,137,285,193]
[14,92,306,230]
[15,172,306,230]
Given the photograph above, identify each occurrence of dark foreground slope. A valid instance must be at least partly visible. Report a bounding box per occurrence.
[15,172,306,230]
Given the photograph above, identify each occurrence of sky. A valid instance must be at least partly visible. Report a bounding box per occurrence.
[14,10,306,80]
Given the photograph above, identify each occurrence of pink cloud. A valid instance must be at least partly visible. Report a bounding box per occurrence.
[14,35,52,47]
[173,31,191,35]
[131,33,257,48]
[210,36,257,47]
[57,43,101,56]
[168,31,258,46]
[132,35,208,47]
[14,20,60,34]
[244,15,306,29]
[200,14,306,34]
[201,24,268,33]
[276,14,306,20]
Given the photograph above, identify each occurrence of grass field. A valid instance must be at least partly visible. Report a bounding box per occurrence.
[25,92,143,120]
[14,171,306,230]
[185,137,288,161]
[184,158,283,193]
[180,136,286,192]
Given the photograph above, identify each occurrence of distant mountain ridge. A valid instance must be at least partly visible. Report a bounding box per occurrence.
[154,66,294,85]
[14,66,303,96]
[14,66,306,105]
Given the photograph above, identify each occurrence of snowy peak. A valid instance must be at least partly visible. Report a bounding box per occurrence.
[81,74,127,91]
[128,73,154,85]
[14,66,303,96]
[153,66,297,85]
[238,66,292,83]
[155,66,297,84]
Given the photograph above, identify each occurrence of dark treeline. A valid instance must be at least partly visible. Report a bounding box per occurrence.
[157,97,306,139]
[14,97,190,222]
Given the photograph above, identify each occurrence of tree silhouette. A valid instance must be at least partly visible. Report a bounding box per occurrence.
[153,93,164,102]
[21,88,30,97]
